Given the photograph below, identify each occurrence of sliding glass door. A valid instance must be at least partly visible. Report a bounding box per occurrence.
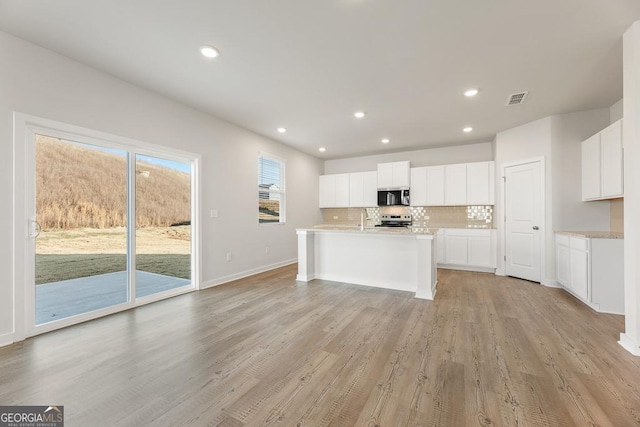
[35,135,130,325]
[135,154,192,299]
[27,126,197,333]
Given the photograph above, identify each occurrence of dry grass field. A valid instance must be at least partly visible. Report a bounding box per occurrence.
[36,135,190,229]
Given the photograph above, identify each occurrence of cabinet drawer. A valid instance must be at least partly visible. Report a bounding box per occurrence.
[444,228,491,237]
[570,237,589,251]
[555,234,569,247]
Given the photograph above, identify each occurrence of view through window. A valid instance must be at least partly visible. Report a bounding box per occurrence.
[258,155,285,223]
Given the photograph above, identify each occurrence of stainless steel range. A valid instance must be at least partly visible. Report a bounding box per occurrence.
[376,214,412,228]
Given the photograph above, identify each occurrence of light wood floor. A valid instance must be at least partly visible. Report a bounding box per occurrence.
[1,266,640,426]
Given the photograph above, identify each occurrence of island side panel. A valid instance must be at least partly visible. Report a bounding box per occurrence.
[296,230,315,282]
[415,234,437,300]
[313,232,419,293]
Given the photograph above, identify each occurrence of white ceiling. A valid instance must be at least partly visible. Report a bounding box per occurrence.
[2,1,640,159]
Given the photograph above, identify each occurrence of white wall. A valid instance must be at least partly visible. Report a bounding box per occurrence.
[550,109,611,232]
[0,31,323,345]
[620,21,640,355]
[324,142,493,174]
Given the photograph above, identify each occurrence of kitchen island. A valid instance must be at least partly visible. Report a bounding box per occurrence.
[296,226,437,299]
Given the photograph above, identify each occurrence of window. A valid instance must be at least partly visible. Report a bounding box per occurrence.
[258,154,285,224]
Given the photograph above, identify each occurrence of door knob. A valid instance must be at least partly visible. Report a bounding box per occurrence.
[532,226,539,230]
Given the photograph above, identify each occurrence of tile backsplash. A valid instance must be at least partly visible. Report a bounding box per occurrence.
[610,198,624,233]
[321,205,494,228]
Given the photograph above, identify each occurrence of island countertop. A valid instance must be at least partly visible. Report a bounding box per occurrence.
[297,225,437,236]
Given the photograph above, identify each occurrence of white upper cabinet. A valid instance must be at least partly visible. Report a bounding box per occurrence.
[582,119,623,201]
[600,120,623,198]
[581,134,601,200]
[319,173,350,208]
[349,171,377,207]
[445,164,467,205]
[466,161,495,205]
[377,161,410,189]
[349,173,364,207]
[410,167,427,206]
[426,166,445,205]
[409,161,494,207]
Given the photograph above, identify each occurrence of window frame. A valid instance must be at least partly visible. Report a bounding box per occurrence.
[258,152,286,225]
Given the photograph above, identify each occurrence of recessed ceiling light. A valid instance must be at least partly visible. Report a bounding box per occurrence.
[200,45,220,58]
[277,127,287,133]
[319,147,326,152]
[464,88,479,97]
[354,111,366,119]
[381,138,390,144]
[463,127,473,133]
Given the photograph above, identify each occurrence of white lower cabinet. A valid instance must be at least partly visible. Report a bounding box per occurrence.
[437,228,496,272]
[555,233,624,314]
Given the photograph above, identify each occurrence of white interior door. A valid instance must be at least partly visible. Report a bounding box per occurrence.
[505,161,542,282]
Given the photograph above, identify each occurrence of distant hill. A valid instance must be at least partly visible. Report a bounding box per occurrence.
[36,135,191,230]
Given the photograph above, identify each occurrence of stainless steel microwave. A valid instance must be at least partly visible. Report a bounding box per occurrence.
[377,189,410,206]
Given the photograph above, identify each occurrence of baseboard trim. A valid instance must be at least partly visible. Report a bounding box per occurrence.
[296,274,315,282]
[494,268,506,276]
[541,279,562,288]
[619,333,640,356]
[438,264,496,274]
[201,258,298,289]
[0,332,15,348]
[415,280,437,301]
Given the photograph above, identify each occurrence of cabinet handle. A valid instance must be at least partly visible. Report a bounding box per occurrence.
[533,226,539,230]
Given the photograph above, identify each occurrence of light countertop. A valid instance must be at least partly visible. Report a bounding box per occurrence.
[556,230,624,239]
[298,225,437,236]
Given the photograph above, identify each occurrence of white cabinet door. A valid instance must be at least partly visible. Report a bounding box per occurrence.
[426,166,445,206]
[319,175,335,208]
[378,161,410,188]
[445,164,467,205]
[467,161,495,205]
[349,172,364,207]
[570,248,589,300]
[349,172,377,207]
[468,236,492,267]
[392,161,411,188]
[377,163,394,189]
[445,235,468,265]
[581,134,601,200]
[410,167,427,206]
[362,171,378,207]
[436,230,446,264]
[334,174,350,207]
[556,242,571,287]
[600,120,623,198]
[319,174,350,208]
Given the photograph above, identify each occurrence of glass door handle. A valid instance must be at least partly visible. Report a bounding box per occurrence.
[29,220,41,239]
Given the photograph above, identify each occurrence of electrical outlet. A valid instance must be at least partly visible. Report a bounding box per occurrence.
[226,252,232,261]
[265,246,270,254]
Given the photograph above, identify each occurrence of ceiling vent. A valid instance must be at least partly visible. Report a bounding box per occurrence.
[506,91,528,106]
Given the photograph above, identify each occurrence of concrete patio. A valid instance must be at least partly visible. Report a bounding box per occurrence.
[36,270,191,325]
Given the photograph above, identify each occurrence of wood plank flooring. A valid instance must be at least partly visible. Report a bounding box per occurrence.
[1,266,640,426]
